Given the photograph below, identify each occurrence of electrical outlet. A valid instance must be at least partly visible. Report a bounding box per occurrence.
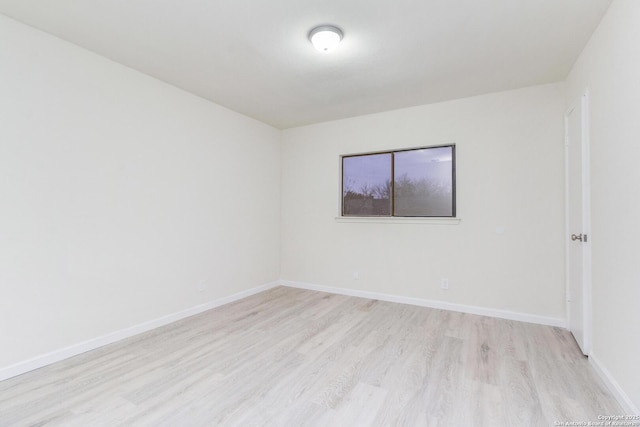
[352,271,360,280]
[198,280,206,292]
[440,278,449,290]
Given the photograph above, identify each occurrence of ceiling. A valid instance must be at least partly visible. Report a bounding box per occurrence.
[0,0,612,129]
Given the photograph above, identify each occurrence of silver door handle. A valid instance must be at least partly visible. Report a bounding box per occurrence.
[571,233,587,242]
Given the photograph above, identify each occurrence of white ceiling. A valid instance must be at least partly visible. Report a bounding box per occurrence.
[0,0,612,129]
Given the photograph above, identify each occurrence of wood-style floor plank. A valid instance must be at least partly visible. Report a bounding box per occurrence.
[0,286,623,426]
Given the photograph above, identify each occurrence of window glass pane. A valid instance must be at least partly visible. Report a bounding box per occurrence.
[343,153,391,216]
[394,147,454,216]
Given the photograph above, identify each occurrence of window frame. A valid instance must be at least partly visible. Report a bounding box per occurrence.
[340,144,456,218]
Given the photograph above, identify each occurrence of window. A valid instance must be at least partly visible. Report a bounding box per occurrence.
[342,145,455,217]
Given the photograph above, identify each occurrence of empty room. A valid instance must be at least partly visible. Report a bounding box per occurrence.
[1,0,638,425]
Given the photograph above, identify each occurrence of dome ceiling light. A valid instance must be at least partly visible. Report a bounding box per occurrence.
[308,25,343,52]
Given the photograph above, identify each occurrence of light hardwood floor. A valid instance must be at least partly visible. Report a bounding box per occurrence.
[0,286,622,426]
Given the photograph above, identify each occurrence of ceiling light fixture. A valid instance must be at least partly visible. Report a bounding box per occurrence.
[308,25,343,52]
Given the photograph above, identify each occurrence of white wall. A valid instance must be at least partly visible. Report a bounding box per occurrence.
[565,0,640,413]
[281,83,566,321]
[0,15,281,370]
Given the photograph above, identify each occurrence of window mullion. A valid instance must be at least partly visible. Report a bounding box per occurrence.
[390,152,395,216]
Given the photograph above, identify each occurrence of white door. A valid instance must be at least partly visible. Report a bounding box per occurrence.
[565,92,591,356]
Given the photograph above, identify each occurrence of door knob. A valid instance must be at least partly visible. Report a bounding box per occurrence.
[571,233,587,242]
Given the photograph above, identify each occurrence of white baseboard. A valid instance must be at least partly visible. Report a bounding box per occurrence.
[280,280,567,328]
[0,281,280,382]
[589,352,640,415]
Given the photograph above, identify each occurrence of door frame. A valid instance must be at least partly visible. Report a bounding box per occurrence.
[564,89,592,355]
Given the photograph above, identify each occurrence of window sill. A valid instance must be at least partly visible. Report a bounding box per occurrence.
[334,216,461,225]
